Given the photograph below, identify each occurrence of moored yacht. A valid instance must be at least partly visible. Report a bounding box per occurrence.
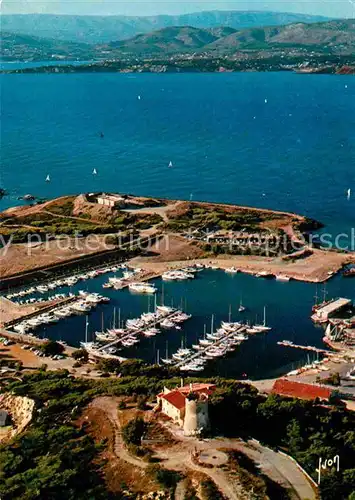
[128,282,157,294]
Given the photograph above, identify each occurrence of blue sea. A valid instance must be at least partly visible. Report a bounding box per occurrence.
[1,71,355,378]
[1,72,355,238]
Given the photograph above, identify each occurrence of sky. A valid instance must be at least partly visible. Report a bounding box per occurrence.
[1,0,354,18]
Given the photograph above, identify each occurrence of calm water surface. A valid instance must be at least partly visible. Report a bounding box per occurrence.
[1,72,355,238]
[2,72,355,378]
[29,269,355,380]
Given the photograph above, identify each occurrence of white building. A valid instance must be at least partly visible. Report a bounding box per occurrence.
[157,383,215,434]
[97,193,126,208]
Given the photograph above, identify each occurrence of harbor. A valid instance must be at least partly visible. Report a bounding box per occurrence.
[3,261,355,379]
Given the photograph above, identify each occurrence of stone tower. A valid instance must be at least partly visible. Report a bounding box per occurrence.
[183,392,210,436]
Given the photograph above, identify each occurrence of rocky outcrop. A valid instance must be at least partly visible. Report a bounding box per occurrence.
[0,393,35,442]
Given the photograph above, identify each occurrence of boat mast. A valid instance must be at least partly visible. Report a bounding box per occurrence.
[118,308,121,329]
[203,324,206,339]
[322,284,327,303]
[113,307,116,329]
[228,304,232,322]
[211,314,214,334]
[101,311,104,332]
[85,316,89,343]
[314,285,319,306]
[166,341,169,360]
[263,306,266,327]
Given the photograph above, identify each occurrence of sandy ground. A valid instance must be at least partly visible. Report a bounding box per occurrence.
[132,243,354,283]
[0,297,42,324]
[0,342,76,371]
[0,236,116,278]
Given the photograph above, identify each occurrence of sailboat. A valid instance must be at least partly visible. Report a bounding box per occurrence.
[238,298,246,313]
[80,316,91,348]
[137,95,141,100]
[347,188,351,200]
[161,341,173,365]
[92,168,97,175]
[168,161,173,168]
[254,306,271,332]
[45,174,50,182]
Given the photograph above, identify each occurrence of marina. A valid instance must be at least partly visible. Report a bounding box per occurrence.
[3,264,355,379]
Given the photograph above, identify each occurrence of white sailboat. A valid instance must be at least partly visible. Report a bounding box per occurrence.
[45,174,50,182]
[254,306,271,332]
[92,168,97,175]
[238,298,246,313]
[137,95,141,100]
[168,161,173,168]
[347,188,351,200]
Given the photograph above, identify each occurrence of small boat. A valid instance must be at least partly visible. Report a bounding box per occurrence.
[221,321,241,331]
[253,306,271,332]
[225,267,239,274]
[45,174,50,182]
[246,327,260,334]
[92,168,97,175]
[275,275,290,282]
[199,338,213,346]
[160,319,175,329]
[347,188,351,200]
[238,298,246,313]
[168,161,173,168]
[128,282,157,294]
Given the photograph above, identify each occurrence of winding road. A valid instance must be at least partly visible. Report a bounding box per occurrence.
[90,397,316,500]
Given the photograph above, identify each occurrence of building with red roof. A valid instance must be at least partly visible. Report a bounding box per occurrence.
[272,378,333,401]
[157,382,216,427]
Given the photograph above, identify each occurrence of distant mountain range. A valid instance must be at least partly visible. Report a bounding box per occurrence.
[107,20,355,55]
[0,11,331,44]
[1,17,354,63]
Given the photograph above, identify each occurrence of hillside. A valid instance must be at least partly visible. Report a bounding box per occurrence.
[206,19,355,53]
[0,32,93,61]
[0,11,331,43]
[1,19,354,63]
[109,26,237,54]
[105,19,355,56]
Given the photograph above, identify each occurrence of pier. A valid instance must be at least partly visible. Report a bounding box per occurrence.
[277,341,332,354]
[174,325,247,368]
[95,309,185,353]
[312,298,352,323]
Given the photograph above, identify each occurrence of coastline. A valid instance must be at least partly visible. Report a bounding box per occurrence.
[130,248,355,284]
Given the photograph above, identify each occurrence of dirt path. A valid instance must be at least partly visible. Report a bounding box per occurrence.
[89,397,316,500]
[42,210,107,226]
[122,201,182,223]
[90,397,148,469]
[174,479,186,500]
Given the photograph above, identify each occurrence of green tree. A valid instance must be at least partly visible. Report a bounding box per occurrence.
[40,341,64,357]
[96,358,121,374]
[286,419,304,455]
[122,417,146,446]
[72,349,89,362]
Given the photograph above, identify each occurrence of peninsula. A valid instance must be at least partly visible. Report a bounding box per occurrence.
[0,192,353,287]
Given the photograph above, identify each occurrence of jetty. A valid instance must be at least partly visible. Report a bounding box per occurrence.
[277,341,332,355]
[311,298,352,323]
[174,324,248,368]
[95,309,185,353]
